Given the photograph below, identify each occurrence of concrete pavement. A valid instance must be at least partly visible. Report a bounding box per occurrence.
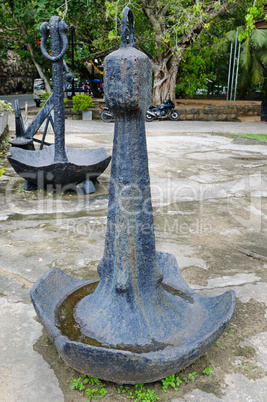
[0,116,267,401]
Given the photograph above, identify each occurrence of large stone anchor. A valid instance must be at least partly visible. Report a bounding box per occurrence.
[30,8,236,384]
[8,16,111,194]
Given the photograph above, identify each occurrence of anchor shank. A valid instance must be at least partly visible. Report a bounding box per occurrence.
[73,41,171,347]
[101,111,162,290]
[50,16,68,162]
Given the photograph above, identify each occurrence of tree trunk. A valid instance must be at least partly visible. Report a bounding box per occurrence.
[31,56,52,93]
[152,57,180,104]
[21,25,52,93]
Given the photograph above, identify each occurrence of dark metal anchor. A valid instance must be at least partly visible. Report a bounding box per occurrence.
[30,8,236,384]
[8,16,111,193]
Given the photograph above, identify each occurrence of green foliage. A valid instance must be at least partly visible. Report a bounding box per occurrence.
[161,374,182,392]
[125,383,159,402]
[2,1,264,103]
[203,367,215,375]
[251,29,267,49]
[0,0,108,86]
[0,100,13,113]
[215,339,226,349]
[117,383,159,401]
[176,47,216,98]
[238,28,267,89]
[188,371,198,380]
[85,387,107,399]
[69,367,219,401]
[118,385,129,393]
[72,94,95,114]
[40,92,51,107]
[216,1,267,95]
[70,374,107,400]
[238,1,266,40]
[70,376,85,391]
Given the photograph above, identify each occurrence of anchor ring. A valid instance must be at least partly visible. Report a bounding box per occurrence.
[40,18,68,62]
[120,6,135,48]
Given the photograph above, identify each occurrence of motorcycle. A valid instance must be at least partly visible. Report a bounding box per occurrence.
[145,99,180,122]
[100,99,180,123]
[99,105,114,122]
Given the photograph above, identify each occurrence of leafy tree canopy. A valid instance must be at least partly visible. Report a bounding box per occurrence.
[1,1,266,99]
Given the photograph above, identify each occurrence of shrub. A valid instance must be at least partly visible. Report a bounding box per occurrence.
[72,94,95,114]
[0,100,13,113]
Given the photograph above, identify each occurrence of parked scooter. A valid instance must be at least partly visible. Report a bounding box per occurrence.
[146,99,180,122]
[99,105,114,122]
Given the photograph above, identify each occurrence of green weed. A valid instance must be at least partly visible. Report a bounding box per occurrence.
[161,374,183,392]
[125,384,159,401]
[70,367,215,401]
[118,385,129,393]
[86,387,107,399]
[70,374,107,400]
[188,371,198,380]
[70,376,84,391]
[239,363,254,371]
[215,339,225,349]
[203,367,214,375]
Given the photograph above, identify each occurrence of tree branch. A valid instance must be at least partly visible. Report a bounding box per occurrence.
[80,42,157,65]
[80,45,119,62]
[3,25,18,31]
[175,0,240,51]
[205,0,241,23]
[139,0,162,33]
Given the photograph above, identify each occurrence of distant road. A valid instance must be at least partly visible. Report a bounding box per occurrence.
[0,94,35,109]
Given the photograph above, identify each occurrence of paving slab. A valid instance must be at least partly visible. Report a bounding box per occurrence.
[1,117,267,401]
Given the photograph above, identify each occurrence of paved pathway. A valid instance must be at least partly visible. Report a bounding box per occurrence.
[1,118,267,401]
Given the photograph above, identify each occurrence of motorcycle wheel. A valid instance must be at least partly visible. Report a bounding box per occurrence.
[169,109,180,121]
[145,113,155,122]
[101,110,114,122]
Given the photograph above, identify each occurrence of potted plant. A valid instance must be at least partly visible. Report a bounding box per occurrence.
[0,100,13,138]
[72,94,95,120]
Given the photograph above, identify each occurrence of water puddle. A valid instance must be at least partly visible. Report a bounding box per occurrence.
[56,281,190,353]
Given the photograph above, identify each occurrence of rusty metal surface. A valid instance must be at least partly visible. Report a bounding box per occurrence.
[31,7,236,384]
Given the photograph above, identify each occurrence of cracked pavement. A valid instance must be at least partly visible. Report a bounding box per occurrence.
[0,117,267,401]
